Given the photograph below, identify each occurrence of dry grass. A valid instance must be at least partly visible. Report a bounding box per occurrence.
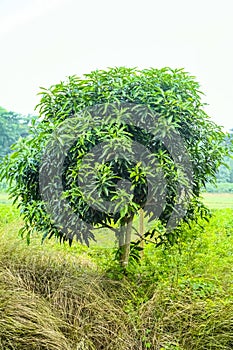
[1,205,233,349]
[139,288,233,349]
[0,263,138,350]
[0,215,138,349]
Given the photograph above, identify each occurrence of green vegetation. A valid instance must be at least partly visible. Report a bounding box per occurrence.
[0,191,11,204]
[0,106,31,191]
[1,67,229,267]
[214,130,233,186]
[0,106,30,159]
[202,193,233,209]
[216,157,233,183]
[1,68,232,348]
[0,197,233,349]
[205,182,233,193]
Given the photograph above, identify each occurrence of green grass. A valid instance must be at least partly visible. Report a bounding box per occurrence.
[202,192,233,209]
[0,191,11,204]
[1,194,233,349]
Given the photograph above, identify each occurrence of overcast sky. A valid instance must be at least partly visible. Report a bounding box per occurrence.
[0,0,232,130]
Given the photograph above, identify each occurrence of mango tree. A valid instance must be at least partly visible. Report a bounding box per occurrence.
[0,67,229,267]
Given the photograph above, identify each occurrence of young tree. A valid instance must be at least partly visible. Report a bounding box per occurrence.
[0,67,229,267]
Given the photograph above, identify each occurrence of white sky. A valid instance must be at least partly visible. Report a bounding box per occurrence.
[0,0,232,130]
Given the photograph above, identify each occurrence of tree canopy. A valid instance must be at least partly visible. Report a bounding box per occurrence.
[0,67,230,266]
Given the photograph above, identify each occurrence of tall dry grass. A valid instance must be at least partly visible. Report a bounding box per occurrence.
[1,207,233,349]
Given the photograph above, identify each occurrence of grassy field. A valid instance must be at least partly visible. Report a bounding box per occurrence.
[1,192,233,349]
[0,191,11,204]
[202,192,233,209]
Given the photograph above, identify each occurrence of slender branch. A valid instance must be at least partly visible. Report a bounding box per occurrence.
[132,226,162,245]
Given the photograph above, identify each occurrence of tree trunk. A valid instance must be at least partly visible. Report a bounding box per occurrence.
[118,224,125,248]
[139,208,144,257]
[119,214,134,268]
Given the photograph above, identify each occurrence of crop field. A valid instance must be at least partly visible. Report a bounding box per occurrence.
[0,191,233,349]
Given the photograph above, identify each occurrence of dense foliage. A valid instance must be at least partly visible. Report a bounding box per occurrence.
[0,67,230,266]
[205,182,233,193]
[0,106,30,158]
[216,131,233,183]
[216,158,233,183]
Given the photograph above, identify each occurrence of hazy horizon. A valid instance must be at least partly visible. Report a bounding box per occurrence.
[1,0,232,131]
